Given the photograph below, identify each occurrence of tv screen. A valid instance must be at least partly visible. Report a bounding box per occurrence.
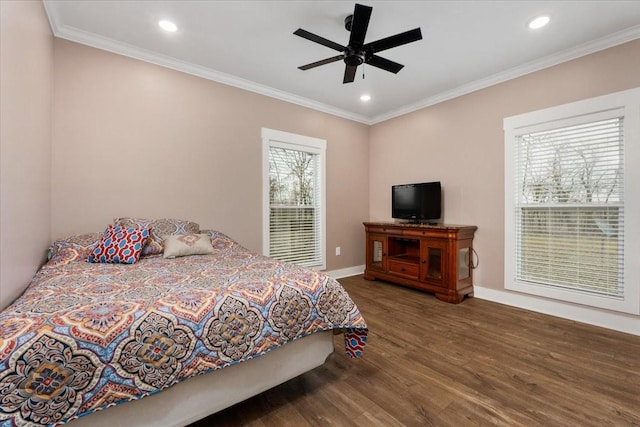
[392,182,441,222]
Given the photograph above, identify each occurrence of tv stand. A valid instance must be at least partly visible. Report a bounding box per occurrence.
[363,222,477,303]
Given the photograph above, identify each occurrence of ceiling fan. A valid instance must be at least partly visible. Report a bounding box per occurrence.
[294,3,423,84]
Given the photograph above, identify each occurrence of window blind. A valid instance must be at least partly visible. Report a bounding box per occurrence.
[268,146,322,267]
[514,117,624,298]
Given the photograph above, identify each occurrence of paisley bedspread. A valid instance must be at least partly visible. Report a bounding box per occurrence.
[0,231,368,427]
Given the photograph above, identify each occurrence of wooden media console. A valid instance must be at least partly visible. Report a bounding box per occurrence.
[363,222,477,303]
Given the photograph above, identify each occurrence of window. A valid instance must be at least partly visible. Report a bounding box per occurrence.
[262,128,326,270]
[504,88,640,314]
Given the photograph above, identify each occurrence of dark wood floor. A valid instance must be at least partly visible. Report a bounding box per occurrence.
[192,275,640,426]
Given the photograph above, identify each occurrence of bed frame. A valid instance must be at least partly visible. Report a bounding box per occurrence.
[67,331,335,426]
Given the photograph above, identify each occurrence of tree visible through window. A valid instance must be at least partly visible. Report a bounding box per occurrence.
[516,118,623,297]
[504,88,639,315]
[262,129,326,269]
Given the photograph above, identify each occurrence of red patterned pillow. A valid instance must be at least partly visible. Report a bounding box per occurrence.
[87,225,150,264]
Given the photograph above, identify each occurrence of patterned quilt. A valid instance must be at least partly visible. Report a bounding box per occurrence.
[0,231,367,427]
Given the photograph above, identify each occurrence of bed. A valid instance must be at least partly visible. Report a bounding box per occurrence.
[0,218,368,427]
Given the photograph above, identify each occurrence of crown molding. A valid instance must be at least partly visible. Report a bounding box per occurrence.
[43,0,638,127]
[43,3,371,125]
[370,25,640,124]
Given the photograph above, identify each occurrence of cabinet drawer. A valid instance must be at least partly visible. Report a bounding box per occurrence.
[388,259,419,279]
[367,226,403,236]
[402,228,429,238]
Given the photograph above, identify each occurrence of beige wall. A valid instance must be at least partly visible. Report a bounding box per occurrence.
[2,2,638,315]
[0,0,53,310]
[369,40,640,293]
[51,39,369,271]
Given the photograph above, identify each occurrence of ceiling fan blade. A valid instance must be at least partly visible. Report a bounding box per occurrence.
[367,55,404,74]
[298,55,344,70]
[348,3,373,47]
[343,65,357,83]
[365,28,422,54]
[294,28,345,52]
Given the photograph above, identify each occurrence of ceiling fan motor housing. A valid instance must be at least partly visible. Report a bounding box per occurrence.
[344,47,365,66]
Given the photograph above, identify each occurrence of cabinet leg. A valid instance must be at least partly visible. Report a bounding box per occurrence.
[435,292,462,304]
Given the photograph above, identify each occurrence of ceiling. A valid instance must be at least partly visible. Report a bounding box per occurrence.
[43,1,640,124]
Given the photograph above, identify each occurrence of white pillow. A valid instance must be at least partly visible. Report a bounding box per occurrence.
[162,234,215,259]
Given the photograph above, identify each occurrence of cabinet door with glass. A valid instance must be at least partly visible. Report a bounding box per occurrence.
[366,234,387,274]
[456,239,473,290]
[419,240,448,287]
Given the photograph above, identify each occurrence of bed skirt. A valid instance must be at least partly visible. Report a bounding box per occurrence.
[67,331,335,426]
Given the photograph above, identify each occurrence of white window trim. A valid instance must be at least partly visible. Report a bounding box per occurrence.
[504,87,640,315]
[261,128,327,270]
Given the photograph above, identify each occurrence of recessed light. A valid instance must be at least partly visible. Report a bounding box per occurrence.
[158,20,178,32]
[360,94,371,102]
[528,15,550,30]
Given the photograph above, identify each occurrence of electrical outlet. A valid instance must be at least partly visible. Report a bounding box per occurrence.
[335,246,341,256]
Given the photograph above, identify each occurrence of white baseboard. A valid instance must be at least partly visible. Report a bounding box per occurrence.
[325,265,365,279]
[473,286,639,336]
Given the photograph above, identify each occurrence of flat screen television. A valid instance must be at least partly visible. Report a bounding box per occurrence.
[392,181,441,223]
